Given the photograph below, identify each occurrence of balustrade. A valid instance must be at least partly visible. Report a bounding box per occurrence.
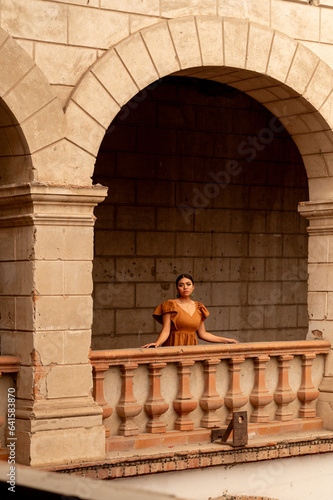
[90,341,330,453]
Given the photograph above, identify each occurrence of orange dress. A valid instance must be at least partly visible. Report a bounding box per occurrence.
[153,299,209,346]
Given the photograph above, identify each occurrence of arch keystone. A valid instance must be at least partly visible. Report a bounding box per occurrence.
[223,18,248,69]
[196,16,223,67]
[168,16,201,69]
[141,21,180,77]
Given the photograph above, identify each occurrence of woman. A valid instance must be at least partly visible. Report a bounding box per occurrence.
[142,274,238,348]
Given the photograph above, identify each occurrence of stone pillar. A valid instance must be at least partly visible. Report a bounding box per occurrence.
[0,183,108,466]
[298,200,333,429]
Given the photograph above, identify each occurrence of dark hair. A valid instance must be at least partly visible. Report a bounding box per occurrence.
[176,274,194,287]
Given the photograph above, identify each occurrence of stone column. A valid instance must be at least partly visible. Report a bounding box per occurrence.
[298,200,333,429]
[0,183,108,466]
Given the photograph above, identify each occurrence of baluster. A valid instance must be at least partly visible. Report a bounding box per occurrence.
[116,362,142,436]
[173,360,198,431]
[297,353,319,418]
[274,354,296,421]
[92,363,113,437]
[250,355,273,423]
[144,362,169,433]
[224,357,248,422]
[199,359,224,428]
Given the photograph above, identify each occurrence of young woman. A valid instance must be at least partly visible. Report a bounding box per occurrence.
[142,274,238,348]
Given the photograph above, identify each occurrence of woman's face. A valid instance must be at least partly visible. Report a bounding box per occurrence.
[177,277,194,298]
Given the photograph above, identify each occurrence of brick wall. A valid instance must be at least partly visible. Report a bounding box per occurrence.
[92,76,308,349]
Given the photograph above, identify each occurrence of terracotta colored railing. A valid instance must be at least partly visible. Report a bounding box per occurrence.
[90,341,330,452]
[0,355,20,452]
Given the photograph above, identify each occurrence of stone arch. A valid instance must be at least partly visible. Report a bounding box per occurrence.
[66,15,333,200]
[0,27,65,185]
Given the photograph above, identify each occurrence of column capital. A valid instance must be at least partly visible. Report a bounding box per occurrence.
[298,200,333,235]
[0,183,108,227]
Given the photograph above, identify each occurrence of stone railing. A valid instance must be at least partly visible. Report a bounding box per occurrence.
[0,355,20,453]
[90,341,330,452]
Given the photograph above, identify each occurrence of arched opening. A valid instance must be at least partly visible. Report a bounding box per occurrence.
[0,100,31,185]
[92,75,308,349]
[65,17,333,354]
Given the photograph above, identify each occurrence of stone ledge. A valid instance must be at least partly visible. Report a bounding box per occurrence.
[39,430,333,479]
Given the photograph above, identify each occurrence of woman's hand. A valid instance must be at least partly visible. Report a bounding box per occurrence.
[142,313,171,348]
[227,338,239,344]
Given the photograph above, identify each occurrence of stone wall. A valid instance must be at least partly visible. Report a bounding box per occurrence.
[2,1,333,111]
[92,77,308,349]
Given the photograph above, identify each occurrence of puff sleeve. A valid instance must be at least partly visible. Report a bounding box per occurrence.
[153,300,178,325]
[196,302,209,321]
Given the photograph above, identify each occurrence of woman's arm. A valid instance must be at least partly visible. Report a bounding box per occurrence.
[197,322,238,344]
[142,313,172,348]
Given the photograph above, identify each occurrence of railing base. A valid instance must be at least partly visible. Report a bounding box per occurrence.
[104,418,323,453]
[1,420,323,466]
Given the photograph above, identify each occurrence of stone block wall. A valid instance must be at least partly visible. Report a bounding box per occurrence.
[2,1,333,109]
[92,77,308,349]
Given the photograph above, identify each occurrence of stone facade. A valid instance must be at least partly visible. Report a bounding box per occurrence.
[0,0,333,477]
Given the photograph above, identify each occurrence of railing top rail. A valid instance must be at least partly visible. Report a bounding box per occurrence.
[90,340,331,367]
[0,355,21,374]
